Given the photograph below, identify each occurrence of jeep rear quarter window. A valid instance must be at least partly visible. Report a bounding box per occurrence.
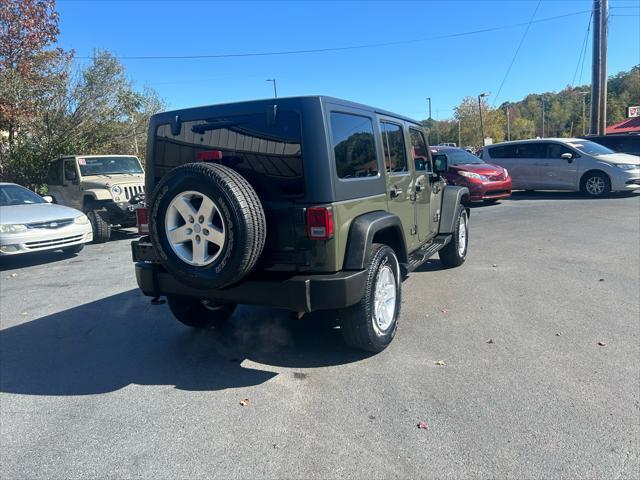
[330,112,378,179]
[154,111,303,198]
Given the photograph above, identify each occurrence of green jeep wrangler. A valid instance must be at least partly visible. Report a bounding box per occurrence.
[132,96,470,352]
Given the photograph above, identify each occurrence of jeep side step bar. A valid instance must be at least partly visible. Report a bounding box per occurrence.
[404,234,452,272]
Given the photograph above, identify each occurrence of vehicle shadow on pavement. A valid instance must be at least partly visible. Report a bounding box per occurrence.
[0,289,369,396]
[508,191,640,201]
[0,250,82,272]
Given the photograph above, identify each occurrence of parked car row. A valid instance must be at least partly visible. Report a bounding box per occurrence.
[481,138,640,197]
[1,95,639,355]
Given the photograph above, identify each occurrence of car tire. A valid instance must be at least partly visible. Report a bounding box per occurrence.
[580,171,611,198]
[149,162,266,290]
[62,244,84,254]
[339,243,401,353]
[86,204,111,243]
[439,205,468,268]
[167,295,236,328]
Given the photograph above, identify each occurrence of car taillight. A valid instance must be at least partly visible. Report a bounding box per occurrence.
[306,207,334,240]
[196,150,223,161]
[136,208,149,235]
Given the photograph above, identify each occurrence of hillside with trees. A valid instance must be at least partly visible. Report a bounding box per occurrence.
[424,65,640,150]
[0,0,164,190]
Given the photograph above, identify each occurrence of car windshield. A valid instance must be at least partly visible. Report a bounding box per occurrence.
[0,185,45,206]
[566,140,615,156]
[78,156,143,176]
[440,149,485,165]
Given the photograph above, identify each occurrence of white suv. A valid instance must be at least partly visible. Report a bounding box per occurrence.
[482,138,640,197]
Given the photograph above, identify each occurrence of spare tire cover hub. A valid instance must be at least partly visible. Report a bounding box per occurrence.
[165,190,225,267]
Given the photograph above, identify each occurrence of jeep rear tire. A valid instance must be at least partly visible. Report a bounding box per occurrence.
[439,205,468,268]
[339,243,401,353]
[86,204,111,243]
[149,162,266,290]
[167,295,236,328]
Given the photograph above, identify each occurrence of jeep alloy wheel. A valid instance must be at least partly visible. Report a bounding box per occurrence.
[165,191,225,267]
[339,243,401,352]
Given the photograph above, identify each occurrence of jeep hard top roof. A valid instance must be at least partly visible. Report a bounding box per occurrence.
[151,95,422,126]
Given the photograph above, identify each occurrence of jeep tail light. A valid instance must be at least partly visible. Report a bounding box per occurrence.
[196,150,223,162]
[306,207,334,240]
[136,208,149,235]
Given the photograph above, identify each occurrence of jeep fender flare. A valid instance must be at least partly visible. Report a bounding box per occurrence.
[439,185,470,234]
[343,211,408,270]
[82,189,112,206]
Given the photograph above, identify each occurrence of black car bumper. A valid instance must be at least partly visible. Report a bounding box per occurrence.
[132,241,367,312]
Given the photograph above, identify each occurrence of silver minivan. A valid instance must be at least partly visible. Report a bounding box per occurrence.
[482,138,640,197]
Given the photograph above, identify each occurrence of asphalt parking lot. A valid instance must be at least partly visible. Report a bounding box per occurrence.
[1,191,639,479]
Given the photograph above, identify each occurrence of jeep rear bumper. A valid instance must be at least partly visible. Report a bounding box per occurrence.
[134,257,367,313]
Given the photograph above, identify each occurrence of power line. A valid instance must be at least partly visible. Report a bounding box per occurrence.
[491,0,542,107]
[571,11,593,87]
[75,9,590,61]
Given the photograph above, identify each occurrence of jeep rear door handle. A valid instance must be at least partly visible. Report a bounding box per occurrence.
[390,186,402,198]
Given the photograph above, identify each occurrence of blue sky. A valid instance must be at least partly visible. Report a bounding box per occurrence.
[57,0,639,120]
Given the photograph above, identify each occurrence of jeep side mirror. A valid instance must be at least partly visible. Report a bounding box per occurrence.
[65,170,77,182]
[433,154,448,174]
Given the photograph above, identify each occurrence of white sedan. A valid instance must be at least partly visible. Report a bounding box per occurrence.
[0,182,93,256]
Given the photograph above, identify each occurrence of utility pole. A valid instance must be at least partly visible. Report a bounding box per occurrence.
[266,79,277,98]
[458,120,461,147]
[590,0,608,135]
[506,106,511,141]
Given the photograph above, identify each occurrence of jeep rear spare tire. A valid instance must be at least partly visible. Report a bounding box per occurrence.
[149,162,266,289]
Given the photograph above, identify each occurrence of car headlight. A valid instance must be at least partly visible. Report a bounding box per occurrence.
[458,171,489,181]
[616,164,639,171]
[111,185,122,195]
[503,168,508,177]
[74,214,89,225]
[0,224,28,234]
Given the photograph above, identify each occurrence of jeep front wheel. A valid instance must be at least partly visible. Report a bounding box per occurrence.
[86,204,111,243]
[167,295,236,328]
[339,243,401,353]
[439,205,468,267]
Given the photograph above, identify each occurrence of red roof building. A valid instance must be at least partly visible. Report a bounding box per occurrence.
[606,116,640,134]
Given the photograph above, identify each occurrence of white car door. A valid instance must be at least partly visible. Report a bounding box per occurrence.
[540,142,580,189]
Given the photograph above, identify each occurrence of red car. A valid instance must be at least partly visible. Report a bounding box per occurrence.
[430,146,512,204]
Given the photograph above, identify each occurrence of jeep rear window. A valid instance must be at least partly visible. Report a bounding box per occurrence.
[154,111,303,198]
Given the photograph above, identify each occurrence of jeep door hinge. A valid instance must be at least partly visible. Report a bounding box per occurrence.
[433,210,441,223]
[410,225,417,235]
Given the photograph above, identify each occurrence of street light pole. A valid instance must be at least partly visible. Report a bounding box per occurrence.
[506,106,511,141]
[426,97,432,143]
[580,92,588,135]
[540,95,545,137]
[477,92,490,146]
[266,79,277,98]
[458,120,461,147]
